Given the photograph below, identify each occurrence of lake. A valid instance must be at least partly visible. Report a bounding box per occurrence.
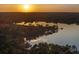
[30,23,79,50]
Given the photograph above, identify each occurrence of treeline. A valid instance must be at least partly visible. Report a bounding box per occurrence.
[0,38,78,54]
[0,12,79,24]
[29,42,78,54]
[0,24,59,54]
[0,24,58,41]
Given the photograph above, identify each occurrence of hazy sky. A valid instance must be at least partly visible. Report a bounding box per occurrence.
[0,4,79,12]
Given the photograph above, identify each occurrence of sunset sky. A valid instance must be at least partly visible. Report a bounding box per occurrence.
[0,4,79,12]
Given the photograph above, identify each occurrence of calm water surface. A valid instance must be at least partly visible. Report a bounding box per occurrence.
[30,23,79,50]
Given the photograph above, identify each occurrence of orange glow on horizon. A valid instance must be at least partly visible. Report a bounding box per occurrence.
[18,4,34,12]
[0,4,78,12]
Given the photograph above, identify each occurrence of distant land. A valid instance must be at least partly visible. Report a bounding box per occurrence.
[0,12,79,25]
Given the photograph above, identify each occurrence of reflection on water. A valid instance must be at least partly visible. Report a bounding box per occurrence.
[30,23,79,50]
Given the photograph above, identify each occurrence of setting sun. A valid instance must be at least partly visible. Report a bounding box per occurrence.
[22,4,31,12]
[23,4,30,10]
[18,4,33,12]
